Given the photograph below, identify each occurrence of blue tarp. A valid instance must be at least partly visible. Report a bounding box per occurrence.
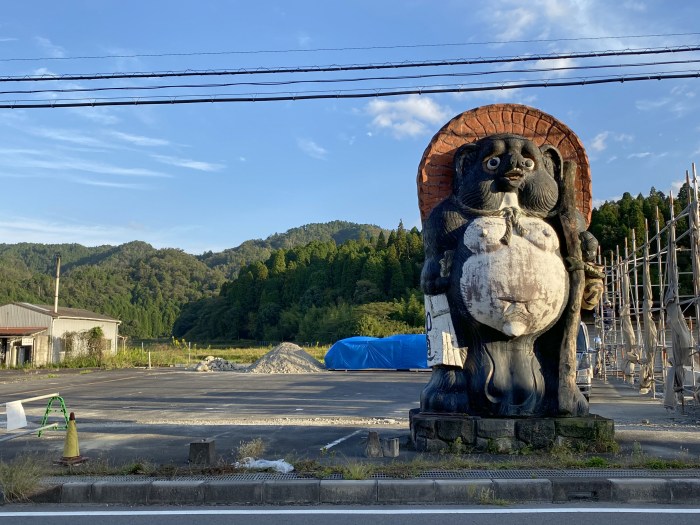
[324,334,429,370]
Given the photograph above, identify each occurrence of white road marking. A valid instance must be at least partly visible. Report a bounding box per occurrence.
[320,429,363,451]
[2,508,700,517]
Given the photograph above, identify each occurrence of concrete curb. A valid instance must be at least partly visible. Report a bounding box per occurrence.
[18,477,700,505]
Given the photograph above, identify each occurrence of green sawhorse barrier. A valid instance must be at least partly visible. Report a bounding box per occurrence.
[37,395,70,437]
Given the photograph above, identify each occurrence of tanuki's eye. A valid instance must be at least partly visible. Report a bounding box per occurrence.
[486,157,500,170]
[523,158,535,170]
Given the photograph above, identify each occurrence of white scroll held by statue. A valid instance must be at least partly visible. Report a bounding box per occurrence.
[424,293,467,367]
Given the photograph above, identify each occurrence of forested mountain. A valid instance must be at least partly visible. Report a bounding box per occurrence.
[197,221,385,279]
[173,222,425,343]
[0,221,384,339]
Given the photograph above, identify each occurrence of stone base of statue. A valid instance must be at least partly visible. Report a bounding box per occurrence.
[409,409,615,453]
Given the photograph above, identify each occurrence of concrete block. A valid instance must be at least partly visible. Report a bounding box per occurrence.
[366,431,382,457]
[435,480,494,503]
[551,479,612,502]
[205,481,263,504]
[381,437,400,457]
[610,479,671,503]
[189,438,216,465]
[377,480,435,503]
[670,479,700,502]
[436,418,476,444]
[555,415,614,441]
[92,481,150,504]
[476,419,515,438]
[60,482,92,503]
[27,485,61,504]
[425,438,449,453]
[263,480,320,505]
[515,419,556,448]
[149,481,205,504]
[493,479,552,503]
[320,480,377,504]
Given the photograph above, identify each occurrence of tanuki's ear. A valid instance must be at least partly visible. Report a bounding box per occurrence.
[453,143,480,191]
[539,144,563,181]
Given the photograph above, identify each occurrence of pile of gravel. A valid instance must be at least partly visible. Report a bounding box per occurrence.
[245,342,326,374]
[191,343,326,374]
[193,356,246,372]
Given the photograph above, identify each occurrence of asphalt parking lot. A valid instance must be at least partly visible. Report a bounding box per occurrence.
[1,368,699,466]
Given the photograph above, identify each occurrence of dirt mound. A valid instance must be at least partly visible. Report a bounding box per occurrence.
[245,342,326,374]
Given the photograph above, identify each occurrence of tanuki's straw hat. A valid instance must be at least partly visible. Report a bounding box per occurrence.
[416,103,591,225]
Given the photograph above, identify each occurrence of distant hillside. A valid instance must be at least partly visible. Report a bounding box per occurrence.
[0,221,386,338]
[197,221,385,279]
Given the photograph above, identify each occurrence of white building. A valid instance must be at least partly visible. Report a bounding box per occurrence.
[0,303,120,367]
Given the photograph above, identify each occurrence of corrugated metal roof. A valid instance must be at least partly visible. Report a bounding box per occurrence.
[12,303,120,323]
[0,327,47,336]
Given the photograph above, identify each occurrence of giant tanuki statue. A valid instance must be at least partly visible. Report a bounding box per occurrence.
[417,104,601,418]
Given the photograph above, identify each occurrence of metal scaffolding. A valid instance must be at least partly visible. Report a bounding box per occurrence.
[596,166,700,412]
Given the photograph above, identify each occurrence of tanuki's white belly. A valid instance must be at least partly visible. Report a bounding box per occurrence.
[459,216,567,338]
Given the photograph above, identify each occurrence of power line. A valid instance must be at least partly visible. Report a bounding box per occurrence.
[3,58,700,96]
[3,32,699,62]
[3,45,700,83]
[1,70,697,109]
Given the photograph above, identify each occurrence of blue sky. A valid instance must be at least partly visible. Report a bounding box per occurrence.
[1,0,700,254]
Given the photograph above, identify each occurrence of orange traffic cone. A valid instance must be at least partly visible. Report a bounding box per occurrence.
[57,412,87,465]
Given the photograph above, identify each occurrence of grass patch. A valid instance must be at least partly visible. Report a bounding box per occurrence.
[0,455,50,502]
[236,438,266,461]
[340,460,373,480]
[54,342,330,370]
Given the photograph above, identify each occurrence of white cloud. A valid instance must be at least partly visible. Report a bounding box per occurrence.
[27,127,106,147]
[34,36,65,58]
[151,154,225,172]
[0,215,133,246]
[67,107,120,125]
[297,138,328,159]
[592,196,621,208]
[636,98,671,111]
[590,131,633,153]
[366,95,452,138]
[239,157,247,162]
[590,132,609,152]
[72,178,144,189]
[533,57,577,77]
[478,0,663,51]
[5,154,170,178]
[490,6,538,40]
[297,32,312,48]
[623,0,646,11]
[671,180,686,194]
[108,131,169,147]
[627,152,652,159]
[0,214,201,251]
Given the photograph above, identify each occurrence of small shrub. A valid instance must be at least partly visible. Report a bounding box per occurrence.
[446,437,466,455]
[585,456,609,468]
[236,438,266,460]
